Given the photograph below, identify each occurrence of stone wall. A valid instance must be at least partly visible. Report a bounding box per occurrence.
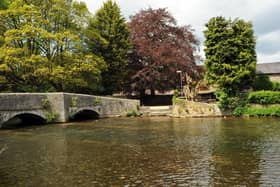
[249,103,280,108]
[172,100,231,117]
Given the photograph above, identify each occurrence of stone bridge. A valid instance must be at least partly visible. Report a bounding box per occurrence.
[0,93,140,128]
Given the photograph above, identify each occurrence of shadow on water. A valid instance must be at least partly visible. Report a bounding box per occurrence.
[1,113,47,129]
[70,110,99,122]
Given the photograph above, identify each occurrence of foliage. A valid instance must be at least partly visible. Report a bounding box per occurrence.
[41,98,50,109]
[233,106,246,117]
[243,106,280,117]
[272,82,280,91]
[71,96,78,107]
[215,90,248,110]
[45,112,58,123]
[253,75,280,91]
[126,110,140,117]
[87,0,130,94]
[204,16,256,96]
[127,8,200,95]
[93,97,101,105]
[0,0,9,10]
[248,91,280,104]
[0,0,105,93]
[172,89,180,104]
[253,75,273,90]
[233,90,280,116]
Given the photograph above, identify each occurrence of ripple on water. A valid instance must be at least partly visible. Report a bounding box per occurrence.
[1,117,280,186]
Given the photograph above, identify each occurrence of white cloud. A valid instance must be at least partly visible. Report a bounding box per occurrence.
[81,0,280,63]
[257,30,280,54]
[258,51,280,63]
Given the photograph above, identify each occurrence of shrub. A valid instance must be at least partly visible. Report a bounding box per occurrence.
[253,75,280,91]
[248,91,280,104]
[253,75,273,90]
[243,106,280,117]
[41,98,50,109]
[272,81,280,91]
[71,96,78,107]
[126,110,140,117]
[172,89,180,104]
[215,91,248,110]
[233,106,246,117]
[45,112,58,122]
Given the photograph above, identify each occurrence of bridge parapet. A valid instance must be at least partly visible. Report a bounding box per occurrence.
[0,93,140,127]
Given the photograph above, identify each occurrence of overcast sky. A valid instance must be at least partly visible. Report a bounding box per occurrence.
[82,0,280,64]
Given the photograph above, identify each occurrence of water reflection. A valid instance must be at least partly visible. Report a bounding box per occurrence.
[0,117,280,186]
[210,118,265,186]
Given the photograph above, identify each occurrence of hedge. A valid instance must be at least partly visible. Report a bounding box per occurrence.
[243,106,280,117]
[253,75,280,91]
[272,82,280,91]
[248,91,280,104]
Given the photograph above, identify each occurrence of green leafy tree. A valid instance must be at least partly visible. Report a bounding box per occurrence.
[0,0,105,93]
[0,0,9,10]
[204,16,256,97]
[87,0,131,95]
[0,0,9,47]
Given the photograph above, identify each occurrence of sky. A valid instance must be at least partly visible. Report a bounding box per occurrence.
[82,0,280,64]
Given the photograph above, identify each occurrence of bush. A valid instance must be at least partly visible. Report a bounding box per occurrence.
[126,110,140,117]
[253,75,273,90]
[253,75,280,91]
[172,89,180,104]
[243,106,280,117]
[45,112,58,123]
[248,91,280,104]
[215,91,248,110]
[272,81,280,91]
[233,106,246,117]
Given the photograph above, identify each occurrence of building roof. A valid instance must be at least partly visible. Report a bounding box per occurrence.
[256,62,280,75]
[197,62,280,75]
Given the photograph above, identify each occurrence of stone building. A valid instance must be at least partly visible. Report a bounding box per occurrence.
[256,62,280,82]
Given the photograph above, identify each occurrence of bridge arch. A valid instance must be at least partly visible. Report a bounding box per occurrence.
[2,112,46,129]
[70,108,100,121]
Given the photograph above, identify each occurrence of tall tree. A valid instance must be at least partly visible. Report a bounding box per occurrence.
[0,0,9,44]
[0,0,105,93]
[0,0,9,10]
[87,0,131,95]
[204,16,256,96]
[127,8,200,96]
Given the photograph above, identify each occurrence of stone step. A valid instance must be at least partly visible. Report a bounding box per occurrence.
[140,106,172,116]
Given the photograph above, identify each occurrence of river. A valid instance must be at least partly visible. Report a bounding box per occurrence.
[0,117,280,186]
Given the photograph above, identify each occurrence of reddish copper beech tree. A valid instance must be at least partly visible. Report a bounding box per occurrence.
[127,8,201,96]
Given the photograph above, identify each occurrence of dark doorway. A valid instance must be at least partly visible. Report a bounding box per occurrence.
[141,95,173,106]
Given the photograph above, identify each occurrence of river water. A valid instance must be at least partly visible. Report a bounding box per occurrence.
[0,117,280,186]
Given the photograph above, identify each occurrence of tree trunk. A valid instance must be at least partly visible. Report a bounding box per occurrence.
[139,88,145,98]
[150,88,155,96]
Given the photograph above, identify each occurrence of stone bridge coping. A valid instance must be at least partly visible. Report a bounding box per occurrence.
[0,92,138,102]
